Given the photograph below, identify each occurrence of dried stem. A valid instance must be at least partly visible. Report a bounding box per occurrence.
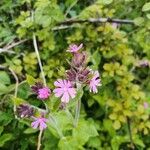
[0,39,27,53]
[33,34,46,87]
[37,129,43,150]
[0,65,19,118]
[58,17,134,25]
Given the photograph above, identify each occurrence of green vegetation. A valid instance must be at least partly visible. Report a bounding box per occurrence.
[0,0,150,149]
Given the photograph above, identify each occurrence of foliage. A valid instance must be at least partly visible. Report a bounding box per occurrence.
[0,0,150,149]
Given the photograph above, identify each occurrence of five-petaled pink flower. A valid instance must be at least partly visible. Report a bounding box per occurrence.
[31,117,48,130]
[67,43,83,53]
[38,87,51,100]
[53,79,76,103]
[89,71,101,93]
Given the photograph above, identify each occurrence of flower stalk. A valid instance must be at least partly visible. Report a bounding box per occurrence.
[37,129,43,150]
[73,85,83,127]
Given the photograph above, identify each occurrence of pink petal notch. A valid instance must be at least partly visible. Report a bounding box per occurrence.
[89,71,102,93]
[31,117,48,130]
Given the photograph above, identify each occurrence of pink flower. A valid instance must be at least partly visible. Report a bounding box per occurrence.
[31,117,48,130]
[144,102,149,109]
[89,71,101,93]
[67,43,83,53]
[38,87,51,100]
[53,79,76,103]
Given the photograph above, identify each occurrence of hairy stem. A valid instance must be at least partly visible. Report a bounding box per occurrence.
[73,86,83,128]
[74,99,81,128]
[37,130,43,150]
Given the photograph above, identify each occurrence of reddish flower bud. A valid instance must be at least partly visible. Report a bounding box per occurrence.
[71,52,87,68]
[17,104,34,118]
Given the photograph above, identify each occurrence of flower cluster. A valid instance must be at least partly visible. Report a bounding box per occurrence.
[54,43,101,103]
[17,43,101,131]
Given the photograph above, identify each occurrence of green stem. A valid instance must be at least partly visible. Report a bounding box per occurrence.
[73,85,83,128]
[33,34,46,87]
[74,99,81,128]
[32,11,48,112]
[37,129,43,150]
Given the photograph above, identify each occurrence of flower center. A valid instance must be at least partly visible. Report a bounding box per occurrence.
[63,87,68,92]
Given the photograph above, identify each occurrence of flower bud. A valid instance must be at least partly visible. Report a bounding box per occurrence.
[71,52,87,68]
[17,104,34,118]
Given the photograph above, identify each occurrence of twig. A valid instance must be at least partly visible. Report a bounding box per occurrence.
[58,18,134,25]
[0,39,27,53]
[37,129,43,150]
[9,68,19,98]
[52,25,77,31]
[32,34,46,86]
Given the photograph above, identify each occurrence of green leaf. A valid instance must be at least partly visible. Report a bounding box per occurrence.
[26,74,36,85]
[97,0,113,5]
[111,136,129,150]
[87,137,101,148]
[0,133,13,147]
[133,136,145,148]
[0,84,15,95]
[92,50,101,69]
[73,119,98,145]
[17,82,31,99]
[134,17,144,26]
[146,14,150,19]
[0,71,10,85]
[0,111,13,126]
[113,120,121,130]
[142,2,150,12]
[0,127,4,136]
[103,119,116,136]
[12,97,26,106]
[58,136,80,150]
[24,128,38,134]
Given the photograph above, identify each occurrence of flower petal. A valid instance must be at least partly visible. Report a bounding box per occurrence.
[53,88,64,97]
[68,88,76,99]
[54,79,64,87]
[39,121,47,130]
[31,120,39,129]
[61,92,70,103]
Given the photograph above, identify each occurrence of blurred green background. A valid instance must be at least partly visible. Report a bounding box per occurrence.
[0,0,150,149]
